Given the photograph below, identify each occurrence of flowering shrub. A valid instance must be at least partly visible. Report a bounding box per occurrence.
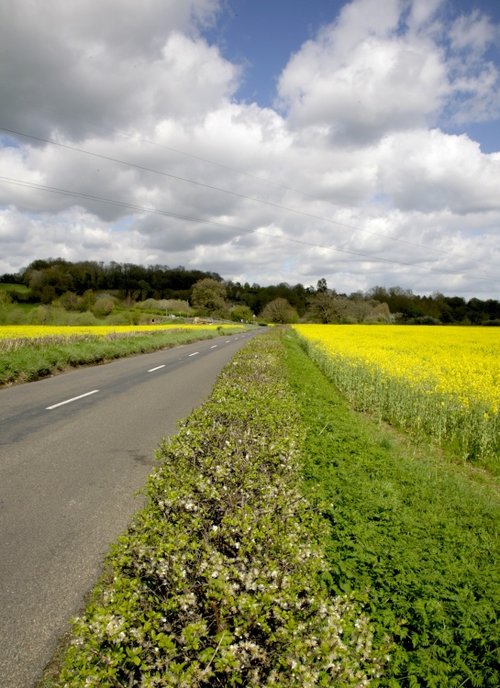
[55,334,386,686]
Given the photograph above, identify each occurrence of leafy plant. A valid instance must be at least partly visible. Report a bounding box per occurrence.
[49,333,385,687]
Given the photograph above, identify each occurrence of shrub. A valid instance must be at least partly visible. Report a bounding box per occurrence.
[55,334,385,686]
[93,296,115,317]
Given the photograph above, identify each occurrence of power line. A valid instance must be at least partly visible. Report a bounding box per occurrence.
[0,174,424,268]
[0,129,495,285]
[0,125,446,256]
[1,175,495,284]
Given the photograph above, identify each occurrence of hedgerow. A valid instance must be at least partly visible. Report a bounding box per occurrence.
[54,332,386,687]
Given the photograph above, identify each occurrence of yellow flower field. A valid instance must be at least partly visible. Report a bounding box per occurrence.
[293,324,500,468]
[0,323,229,341]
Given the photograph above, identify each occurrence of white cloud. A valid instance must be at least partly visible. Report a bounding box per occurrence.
[277,1,448,143]
[0,0,226,137]
[0,0,499,299]
[378,129,500,213]
[449,9,496,53]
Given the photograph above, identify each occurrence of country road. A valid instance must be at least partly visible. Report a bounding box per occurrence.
[0,330,261,687]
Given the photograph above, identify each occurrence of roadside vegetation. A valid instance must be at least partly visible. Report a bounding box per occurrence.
[0,325,248,386]
[41,332,385,687]
[38,329,499,687]
[284,330,499,687]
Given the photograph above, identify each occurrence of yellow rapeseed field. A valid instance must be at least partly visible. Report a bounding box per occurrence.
[293,324,499,468]
[0,324,225,341]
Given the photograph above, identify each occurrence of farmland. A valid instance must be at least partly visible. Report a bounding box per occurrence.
[293,324,500,473]
[0,324,248,386]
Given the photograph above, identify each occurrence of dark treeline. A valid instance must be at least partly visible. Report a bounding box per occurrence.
[1,258,499,324]
[1,259,222,303]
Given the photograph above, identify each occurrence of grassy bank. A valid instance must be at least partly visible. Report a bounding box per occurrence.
[283,331,499,686]
[41,332,383,687]
[0,326,246,386]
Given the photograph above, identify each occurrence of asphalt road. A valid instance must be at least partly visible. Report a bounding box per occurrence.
[0,330,260,687]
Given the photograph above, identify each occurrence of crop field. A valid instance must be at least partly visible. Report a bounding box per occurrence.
[0,323,247,386]
[0,323,238,341]
[293,324,500,471]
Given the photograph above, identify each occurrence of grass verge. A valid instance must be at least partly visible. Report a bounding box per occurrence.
[39,331,384,687]
[282,330,499,687]
[0,327,245,386]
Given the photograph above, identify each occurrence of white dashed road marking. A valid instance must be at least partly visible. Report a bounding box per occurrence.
[148,364,166,372]
[46,390,100,410]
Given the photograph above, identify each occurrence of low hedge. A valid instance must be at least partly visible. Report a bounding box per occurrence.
[51,333,385,687]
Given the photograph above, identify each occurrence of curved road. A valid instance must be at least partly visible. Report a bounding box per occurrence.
[0,330,260,687]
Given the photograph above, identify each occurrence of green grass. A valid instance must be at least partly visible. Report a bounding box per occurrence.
[0,282,30,293]
[282,331,499,686]
[0,328,246,386]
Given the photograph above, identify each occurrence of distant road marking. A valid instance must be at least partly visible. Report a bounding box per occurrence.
[46,390,100,410]
[225,340,231,343]
[148,364,165,372]
[188,352,199,357]
[210,345,218,349]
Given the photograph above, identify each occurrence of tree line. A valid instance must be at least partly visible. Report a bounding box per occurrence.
[1,258,498,324]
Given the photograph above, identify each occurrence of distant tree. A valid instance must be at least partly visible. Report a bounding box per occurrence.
[57,291,82,311]
[370,301,392,322]
[316,277,328,293]
[261,298,298,324]
[0,289,12,305]
[191,278,227,313]
[229,305,254,322]
[306,291,339,323]
[93,296,115,317]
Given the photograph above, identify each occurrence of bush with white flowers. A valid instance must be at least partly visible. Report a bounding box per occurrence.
[57,333,386,686]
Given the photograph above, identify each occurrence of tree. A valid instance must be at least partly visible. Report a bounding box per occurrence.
[261,298,299,324]
[230,305,254,322]
[306,291,338,323]
[316,277,328,293]
[191,278,227,313]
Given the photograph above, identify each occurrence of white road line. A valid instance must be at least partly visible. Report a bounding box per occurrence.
[188,351,199,357]
[225,340,231,343]
[46,390,100,410]
[148,364,166,372]
[210,345,218,349]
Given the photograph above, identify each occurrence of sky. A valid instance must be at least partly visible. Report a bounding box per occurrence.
[0,0,499,299]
